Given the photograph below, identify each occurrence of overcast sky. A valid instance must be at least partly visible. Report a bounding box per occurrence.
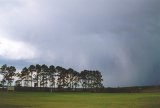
[0,0,160,87]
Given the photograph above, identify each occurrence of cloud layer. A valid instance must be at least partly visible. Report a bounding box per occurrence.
[0,0,160,86]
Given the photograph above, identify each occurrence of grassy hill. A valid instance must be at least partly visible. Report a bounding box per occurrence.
[0,92,160,108]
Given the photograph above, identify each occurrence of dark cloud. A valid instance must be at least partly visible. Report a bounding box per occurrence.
[0,0,160,86]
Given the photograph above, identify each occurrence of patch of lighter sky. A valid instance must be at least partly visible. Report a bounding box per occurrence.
[0,35,38,60]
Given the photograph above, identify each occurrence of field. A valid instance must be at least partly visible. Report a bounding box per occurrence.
[0,92,160,108]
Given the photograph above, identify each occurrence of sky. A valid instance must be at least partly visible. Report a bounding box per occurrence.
[0,0,160,87]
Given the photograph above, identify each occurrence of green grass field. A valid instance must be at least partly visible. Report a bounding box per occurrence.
[0,92,160,108]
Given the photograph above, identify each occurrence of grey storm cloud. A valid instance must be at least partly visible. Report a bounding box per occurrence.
[0,0,160,86]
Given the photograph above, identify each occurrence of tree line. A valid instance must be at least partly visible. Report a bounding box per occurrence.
[0,64,103,90]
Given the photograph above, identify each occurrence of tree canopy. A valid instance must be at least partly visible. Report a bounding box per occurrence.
[0,64,103,90]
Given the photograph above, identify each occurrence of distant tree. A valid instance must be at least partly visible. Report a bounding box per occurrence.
[66,68,80,89]
[72,71,80,90]
[0,64,8,87]
[80,70,88,90]
[40,64,49,87]
[5,66,16,86]
[65,68,71,88]
[1,64,104,91]
[93,70,103,88]
[56,66,66,88]
[20,67,29,87]
[80,70,103,90]
[35,64,41,87]
[49,65,56,91]
[28,65,36,87]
